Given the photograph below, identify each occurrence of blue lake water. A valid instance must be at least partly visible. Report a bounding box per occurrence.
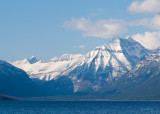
[0,101,160,114]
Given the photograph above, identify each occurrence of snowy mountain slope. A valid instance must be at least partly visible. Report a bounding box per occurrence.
[114,48,160,98]
[0,60,45,97]
[67,38,151,92]
[12,54,83,81]
[11,37,151,93]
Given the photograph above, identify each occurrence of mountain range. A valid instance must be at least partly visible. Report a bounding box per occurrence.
[1,37,160,99]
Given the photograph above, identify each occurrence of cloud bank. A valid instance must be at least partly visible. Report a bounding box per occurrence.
[132,31,160,49]
[129,15,160,30]
[128,0,160,14]
[63,18,127,39]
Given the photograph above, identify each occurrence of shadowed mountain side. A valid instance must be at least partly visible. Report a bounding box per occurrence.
[42,76,74,95]
[0,60,46,97]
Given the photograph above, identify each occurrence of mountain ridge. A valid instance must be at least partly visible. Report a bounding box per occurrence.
[11,37,151,94]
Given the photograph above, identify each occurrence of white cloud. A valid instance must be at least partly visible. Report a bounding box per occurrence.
[79,45,85,49]
[131,31,160,49]
[63,18,127,39]
[89,13,97,17]
[129,15,160,29]
[73,45,86,49]
[128,0,160,14]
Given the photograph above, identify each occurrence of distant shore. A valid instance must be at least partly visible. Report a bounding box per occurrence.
[0,94,18,100]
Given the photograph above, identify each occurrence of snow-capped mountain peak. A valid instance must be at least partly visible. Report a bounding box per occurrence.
[64,38,151,92]
[50,54,83,62]
[27,56,40,64]
[59,54,83,61]
[94,37,122,52]
[50,56,59,62]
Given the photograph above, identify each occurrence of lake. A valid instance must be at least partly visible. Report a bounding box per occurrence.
[0,101,160,114]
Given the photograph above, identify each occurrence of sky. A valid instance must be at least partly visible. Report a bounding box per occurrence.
[1,0,160,61]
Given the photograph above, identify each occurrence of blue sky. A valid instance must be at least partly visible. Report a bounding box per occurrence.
[1,0,160,61]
